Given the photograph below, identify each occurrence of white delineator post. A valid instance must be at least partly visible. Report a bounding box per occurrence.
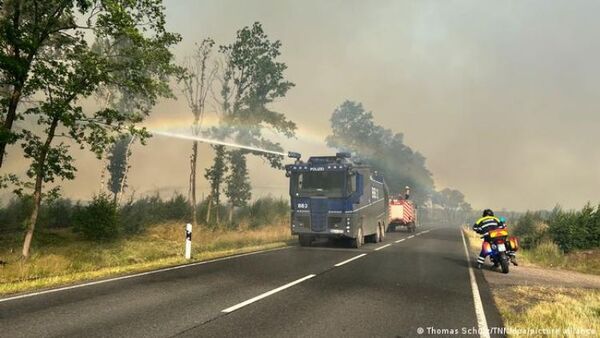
[185,223,192,260]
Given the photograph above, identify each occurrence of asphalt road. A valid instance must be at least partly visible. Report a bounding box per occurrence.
[0,224,504,338]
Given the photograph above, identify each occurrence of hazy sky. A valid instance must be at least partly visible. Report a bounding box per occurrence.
[4,0,600,211]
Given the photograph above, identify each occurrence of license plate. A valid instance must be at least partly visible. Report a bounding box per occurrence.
[330,229,343,234]
[497,243,506,252]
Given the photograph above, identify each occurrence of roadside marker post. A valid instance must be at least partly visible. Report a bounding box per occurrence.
[185,223,192,260]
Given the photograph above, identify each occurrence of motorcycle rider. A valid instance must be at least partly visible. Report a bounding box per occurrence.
[472,209,505,269]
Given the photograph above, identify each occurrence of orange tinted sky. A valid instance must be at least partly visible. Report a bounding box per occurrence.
[4,1,600,211]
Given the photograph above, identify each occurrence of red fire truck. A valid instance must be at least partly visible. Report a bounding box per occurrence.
[387,187,417,232]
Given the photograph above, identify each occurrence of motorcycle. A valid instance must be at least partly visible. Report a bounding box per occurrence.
[481,228,518,274]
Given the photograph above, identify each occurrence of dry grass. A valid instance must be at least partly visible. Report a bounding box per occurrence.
[461,225,600,275]
[463,226,600,336]
[463,225,484,253]
[493,286,600,337]
[0,223,292,296]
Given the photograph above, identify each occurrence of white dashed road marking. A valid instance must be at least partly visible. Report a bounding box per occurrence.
[222,274,316,313]
[374,244,391,251]
[334,254,368,267]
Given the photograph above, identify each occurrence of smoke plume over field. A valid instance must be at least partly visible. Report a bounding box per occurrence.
[4,0,600,211]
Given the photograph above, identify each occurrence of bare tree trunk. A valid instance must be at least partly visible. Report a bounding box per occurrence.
[21,182,42,259]
[205,195,212,224]
[190,140,198,226]
[116,134,135,205]
[22,115,58,259]
[216,198,220,224]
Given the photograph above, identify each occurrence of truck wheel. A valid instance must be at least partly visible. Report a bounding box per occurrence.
[379,224,385,242]
[299,235,312,247]
[374,226,381,243]
[351,228,363,248]
[387,224,396,233]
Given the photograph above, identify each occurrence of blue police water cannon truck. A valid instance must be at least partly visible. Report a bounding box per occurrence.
[285,152,389,248]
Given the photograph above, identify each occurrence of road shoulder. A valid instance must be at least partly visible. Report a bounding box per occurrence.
[462,228,600,337]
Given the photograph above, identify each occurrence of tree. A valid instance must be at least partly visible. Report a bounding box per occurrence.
[204,145,227,224]
[213,22,296,213]
[179,38,217,227]
[3,0,181,259]
[106,134,134,203]
[224,150,251,224]
[326,100,434,205]
[432,188,472,224]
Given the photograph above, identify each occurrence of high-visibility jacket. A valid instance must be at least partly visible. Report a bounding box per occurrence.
[473,216,505,235]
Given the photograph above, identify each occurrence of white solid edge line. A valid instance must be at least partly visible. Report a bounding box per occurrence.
[0,246,292,303]
[374,244,391,251]
[407,235,415,239]
[461,230,491,338]
[395,239,406,243]
[334,253,367,267]
[222,274,316,313]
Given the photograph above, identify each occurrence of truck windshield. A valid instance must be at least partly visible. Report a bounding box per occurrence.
[292,172,346,197]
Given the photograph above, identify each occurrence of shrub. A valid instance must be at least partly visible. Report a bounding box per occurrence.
[548,204,596,252]
[512,211,548,249]
[119,193,191,234]
[529,240,566,266]
[73,194,119,241]
[39,198,73,228]
[119,196,156,235]
[0,195,34,232]
[163,193,190,221]
[246,197,289,228]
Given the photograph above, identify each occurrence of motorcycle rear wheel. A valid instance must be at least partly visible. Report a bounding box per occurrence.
[500,253,510,274]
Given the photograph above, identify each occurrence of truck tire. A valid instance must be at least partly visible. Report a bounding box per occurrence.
[367,225,381,243]
[379,224,385,242]
[387,224,396,233]
[351,228,363,248]
[299,235,312,247]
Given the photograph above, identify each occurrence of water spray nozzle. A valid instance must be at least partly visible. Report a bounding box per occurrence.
[288,151,301,160]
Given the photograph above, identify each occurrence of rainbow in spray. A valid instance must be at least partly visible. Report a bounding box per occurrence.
[151,130,288,156]
[141,114,333,157]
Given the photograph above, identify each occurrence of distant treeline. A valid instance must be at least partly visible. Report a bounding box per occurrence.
[0,194,289,241]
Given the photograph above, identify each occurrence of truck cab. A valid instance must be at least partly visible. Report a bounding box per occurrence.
[285,152,388,248]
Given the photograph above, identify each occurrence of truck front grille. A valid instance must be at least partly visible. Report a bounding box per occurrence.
[295,215,310,228]
[311,213,327,232]
[328,216,343,228]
